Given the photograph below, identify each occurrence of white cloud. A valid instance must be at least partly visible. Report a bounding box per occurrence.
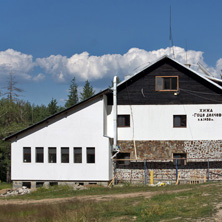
[0,49,35,80]
[33,73,45,82]
[1,47,222,84]
[36,46,222,82]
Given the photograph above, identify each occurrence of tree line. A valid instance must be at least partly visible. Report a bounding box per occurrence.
[0,75,95,182]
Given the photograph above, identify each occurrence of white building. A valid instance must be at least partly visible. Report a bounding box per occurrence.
[5,55,222,188]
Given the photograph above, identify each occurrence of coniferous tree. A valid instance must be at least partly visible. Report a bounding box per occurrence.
[65,77,78,108]
[80,80,95,101]
[4,73,24,103]
[48,98,58,115]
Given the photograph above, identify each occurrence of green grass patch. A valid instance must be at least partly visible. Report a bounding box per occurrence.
[0,182,12,190]
[5,182,205,200]
[0,182,222,221]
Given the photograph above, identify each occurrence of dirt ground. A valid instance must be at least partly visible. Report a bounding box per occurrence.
[0,188,191,206]
[0,187,221,221]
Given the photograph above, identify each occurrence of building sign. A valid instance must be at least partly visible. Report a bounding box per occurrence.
[192,109,222,121]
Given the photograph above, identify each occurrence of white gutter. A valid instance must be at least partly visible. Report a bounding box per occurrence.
[113,76,119,151]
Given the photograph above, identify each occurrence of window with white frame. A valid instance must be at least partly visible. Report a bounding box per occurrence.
[23,147,31,163]
[117,115,130,127]
[48,147,56,163]
[87,147,95,163]
[61,147,69,163]
[36,147,44,163]
[74,147,82,163]
[173,115,187,128]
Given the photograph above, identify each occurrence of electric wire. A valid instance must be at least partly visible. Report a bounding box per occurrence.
[125,81,138,160]
[179,88,222,103]
[180,88,222,96]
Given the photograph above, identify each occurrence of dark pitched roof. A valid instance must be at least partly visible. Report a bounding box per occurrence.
[117,55,222,90]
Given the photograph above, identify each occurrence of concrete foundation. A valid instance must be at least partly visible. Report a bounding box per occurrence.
[13,181,109,189]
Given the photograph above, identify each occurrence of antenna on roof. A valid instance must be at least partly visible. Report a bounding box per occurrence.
[198,62,212,76]
[184,41,191,68]
[169,6,175,58]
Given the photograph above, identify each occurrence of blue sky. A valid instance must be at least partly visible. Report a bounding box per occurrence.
[0,0,222,106]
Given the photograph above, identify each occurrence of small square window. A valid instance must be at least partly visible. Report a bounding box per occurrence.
[36,182,44,188]
[116,152,130,165]
[36,147,44,163]
[48,147,56,163]
[87,147,95,163]
[156,76,179,91]
[173,153,187,166]
[61,147,69,163]
[173,115,187,128]
[22,182,31,188]
[74,147,82,163]
[23,147,31,163]
[117,115,130,127]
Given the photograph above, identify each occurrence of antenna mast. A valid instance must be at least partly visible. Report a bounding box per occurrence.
[169,6,175,58]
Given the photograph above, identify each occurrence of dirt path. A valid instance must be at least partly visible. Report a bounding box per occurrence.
[0,188,192,206]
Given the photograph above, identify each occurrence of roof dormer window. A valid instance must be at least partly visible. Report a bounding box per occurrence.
[156,76,179,91]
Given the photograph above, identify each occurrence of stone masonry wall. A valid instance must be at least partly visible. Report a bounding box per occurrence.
[117,140,222,160]
[116,140,222,183]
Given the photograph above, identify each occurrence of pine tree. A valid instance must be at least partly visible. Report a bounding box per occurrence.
[48,98,58,115]
[4,73,23,103]
[80,80,95,101]
[65,77,78,108]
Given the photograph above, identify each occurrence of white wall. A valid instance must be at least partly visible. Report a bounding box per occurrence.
[107,104,222,140]
[11,97,111,181]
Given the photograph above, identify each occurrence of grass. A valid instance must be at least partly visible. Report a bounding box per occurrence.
[0,182,12,190]
[0,182,221,221]
[4,182,201,200]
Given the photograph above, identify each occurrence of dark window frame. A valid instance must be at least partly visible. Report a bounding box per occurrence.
[155,76,179,91]
[48,147,57,163]
[173,153,187,166]
[74,147,82,163]
[173,115,187,128]
[117,115,130,127]
[116,152,131,165]
[61,147,69,163]
[23,147,31,163]
[36,147,44,163]
[87,147,95,164]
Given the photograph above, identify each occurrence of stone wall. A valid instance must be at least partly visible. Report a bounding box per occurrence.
[116,140,222,183]
[117,140,222,160]
[116,168,222,183]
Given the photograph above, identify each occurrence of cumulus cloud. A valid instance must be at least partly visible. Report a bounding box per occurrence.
[0,49,35,80]
[1,47,222,84]
[33,73,45,82]
[36,46,222,82]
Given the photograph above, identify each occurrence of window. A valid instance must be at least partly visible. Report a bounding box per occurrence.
[49,182,58,186]
[173,153,187,166]
[173,115,187,128]
[36,182,44,188]
[74,147,82,163]
[22,182,31,188]
[116,152,130,165]
[61,147,69,163]
[36,147,44,163]
[23,147,31,163]
[48,147,56,163]
[117,115,130,127]
[156,76,178,91]
[87,147,95,163]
